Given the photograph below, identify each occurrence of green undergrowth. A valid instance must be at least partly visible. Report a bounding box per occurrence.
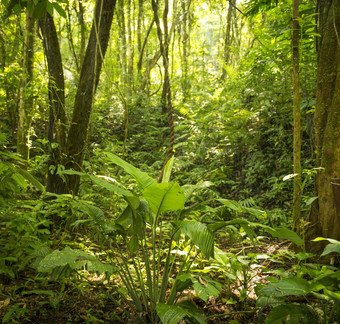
[0,155,339,324]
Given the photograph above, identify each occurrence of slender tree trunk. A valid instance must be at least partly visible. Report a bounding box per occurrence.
[222,0,234,78]
[65,0,117,195]
[151,0,175,181]
[181,0,191,100]
[39,13,67,193]
[17,10,35,161]
[292,0,302,235]
[78,1,86,67]
[117,0,127,88]
[306,0,340,251]
[127,0,134,97]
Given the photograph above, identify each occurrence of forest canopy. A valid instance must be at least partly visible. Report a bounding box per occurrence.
[0,0,339,322]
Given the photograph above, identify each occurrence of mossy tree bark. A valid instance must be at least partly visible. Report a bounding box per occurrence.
[39,13,67,193]
[17,9,35,161]
[292,0,302,235]
[152,0,176,181]
[306,0,340,251]
[40,0,116,195]
[65,0,117,195]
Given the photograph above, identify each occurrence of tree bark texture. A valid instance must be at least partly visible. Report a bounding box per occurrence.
[292,0,302,235]
[152,0,175,181]
[65,0,117,195]
[306,0,340,250]
[39,13,67,193]
[17,9,35,161]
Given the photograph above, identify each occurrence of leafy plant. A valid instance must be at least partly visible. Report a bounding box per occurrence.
[256,239,340,323]
[37,154,221,323]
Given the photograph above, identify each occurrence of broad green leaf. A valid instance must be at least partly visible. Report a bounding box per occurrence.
[46,0,53,15]
[259,225,304,246]
[33,0,46,18]
[77,202,105,225]
[260,278,311,297]
[37,247,115,275]
[321,243,340,256]
[305,196,317,206]
[218,199,241,212]
[214,247,229,266]
[265,304,317,324]
[156,302,206,324]
[53,2,66,18]
[162,155,174,183]
[312,237,340,244]
[156,303,187,324]
[105,152,156,190]
[143,182,185,215]
[182,181,213,200]
[208,218,250,232]
[16,168,45,192]
[256,296,285,307]
[11,172,28,189]
[179,220,214,259]
[37,247,96,272]
[61,169,140,208]
[176,301,206,324]
[192,276,222,302]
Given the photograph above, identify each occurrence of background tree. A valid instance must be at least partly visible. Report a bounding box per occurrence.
[292,0,301,235]
[306,0,340,250]
[17,9,35,161]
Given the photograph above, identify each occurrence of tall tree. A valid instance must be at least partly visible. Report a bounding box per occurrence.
[306,0,340,250]
[17,9,35,161]
[39,13,67,193]
[292,0,301,235]
[151,0,175,181]
[65,0,117,194]
[40,0,117,194]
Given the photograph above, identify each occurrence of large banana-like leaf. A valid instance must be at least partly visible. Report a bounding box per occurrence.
[265,304,317,324]
[61,169,140,208]
[176,273,222,302]
[37,247,116,275]
[260,278,311,297]
[105,152,156,190]
[178,220,214,259]
[156,301,206,324]
[162,155,174,183]
[143,182,185,215]
[156,303,187,324]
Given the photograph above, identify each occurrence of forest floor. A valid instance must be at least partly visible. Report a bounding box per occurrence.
[0,241,292,323]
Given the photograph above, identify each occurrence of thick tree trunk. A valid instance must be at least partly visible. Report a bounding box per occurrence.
[17,10,35,161]
[65,0,117,195]
[306,0,340,251]
[39,13,67,193]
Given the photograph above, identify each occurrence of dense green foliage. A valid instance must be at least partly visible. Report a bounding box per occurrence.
[1,0,339,322]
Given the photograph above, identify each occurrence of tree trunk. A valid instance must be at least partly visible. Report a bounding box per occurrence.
[292,0,301,235]
[65,0,117,195]
[117,0,127,89]
[151,0,175,181]
[17,10,35,161]
[222,0,234,78]
[78,1,86,67]
[306,0,340,251]
[39,13,67,193]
